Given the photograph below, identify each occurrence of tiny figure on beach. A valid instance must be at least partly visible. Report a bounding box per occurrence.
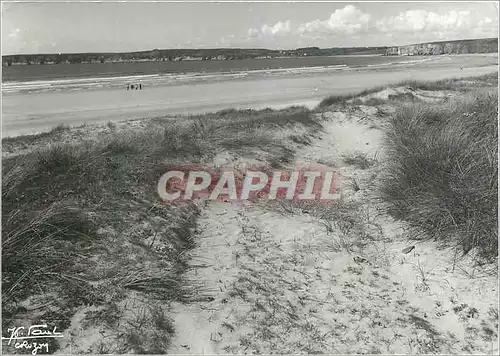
[127,83,143,90]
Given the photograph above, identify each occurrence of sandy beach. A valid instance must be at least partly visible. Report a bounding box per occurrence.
[3,1,500,354]
[2,54,497,137]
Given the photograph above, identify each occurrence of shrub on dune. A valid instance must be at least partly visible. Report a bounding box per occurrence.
[381,91,498,260]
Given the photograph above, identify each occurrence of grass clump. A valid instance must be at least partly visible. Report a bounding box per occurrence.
[388,91,417,101]
[364,97,386,106]
[317,86,386,109]
[381,91,498,260]
[318,86,385,109]
[2,123,205,352]
[342,151,377,169]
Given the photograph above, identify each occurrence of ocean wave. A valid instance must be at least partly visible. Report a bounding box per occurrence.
[363,57,435,69]
[0,63,379,94]
[392,58,434,65]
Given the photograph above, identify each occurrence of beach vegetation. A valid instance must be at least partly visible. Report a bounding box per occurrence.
[1,106,321,353]
[380,91,498,260]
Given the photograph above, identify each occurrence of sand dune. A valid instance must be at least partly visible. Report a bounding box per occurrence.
[166,91,498,354]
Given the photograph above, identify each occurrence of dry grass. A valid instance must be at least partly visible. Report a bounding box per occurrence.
[380,91,498,260]
[1,106,322,353]
[317,72,498,109]
[317,86,387,109]
[399,73,498,92]
[2,123,71,151]
[342,151,377,169]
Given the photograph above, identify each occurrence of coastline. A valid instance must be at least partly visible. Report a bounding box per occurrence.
[3,54,496,94]
[2,54,498,138]
[0,60,408,94]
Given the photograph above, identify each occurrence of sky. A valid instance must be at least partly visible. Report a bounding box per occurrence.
[2,1,499,55]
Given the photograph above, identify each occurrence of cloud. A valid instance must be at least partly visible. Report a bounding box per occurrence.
[244,5,497,46]
[376,9,497,39]
[376,10,470,33]
[248,20,292,39]
[246,6,372,41]
[298,5,371,36]
[474,16,498,37]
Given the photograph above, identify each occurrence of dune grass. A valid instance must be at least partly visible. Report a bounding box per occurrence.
[317,72,498,109]
[317,86,387,108]
[399,72,499,92]
[342,151,377,170]
[380,91,498,260]
[1,106,321,353]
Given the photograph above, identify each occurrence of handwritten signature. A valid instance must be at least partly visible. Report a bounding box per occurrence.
[2,324,64,355]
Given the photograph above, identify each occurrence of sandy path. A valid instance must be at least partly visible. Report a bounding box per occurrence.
[2,57,497,137]
[168,97,498,354]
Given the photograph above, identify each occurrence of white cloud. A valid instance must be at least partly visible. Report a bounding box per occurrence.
[475,17,498,37]
[246,6,372,41]
[244,6,498,46]
[248,20,292,39]
[376,9,497,39]
[376,10,471,33]
[262,20,292,36]
[298,5,371,36]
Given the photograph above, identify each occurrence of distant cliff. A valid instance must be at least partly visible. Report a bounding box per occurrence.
[386,38,498,56]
